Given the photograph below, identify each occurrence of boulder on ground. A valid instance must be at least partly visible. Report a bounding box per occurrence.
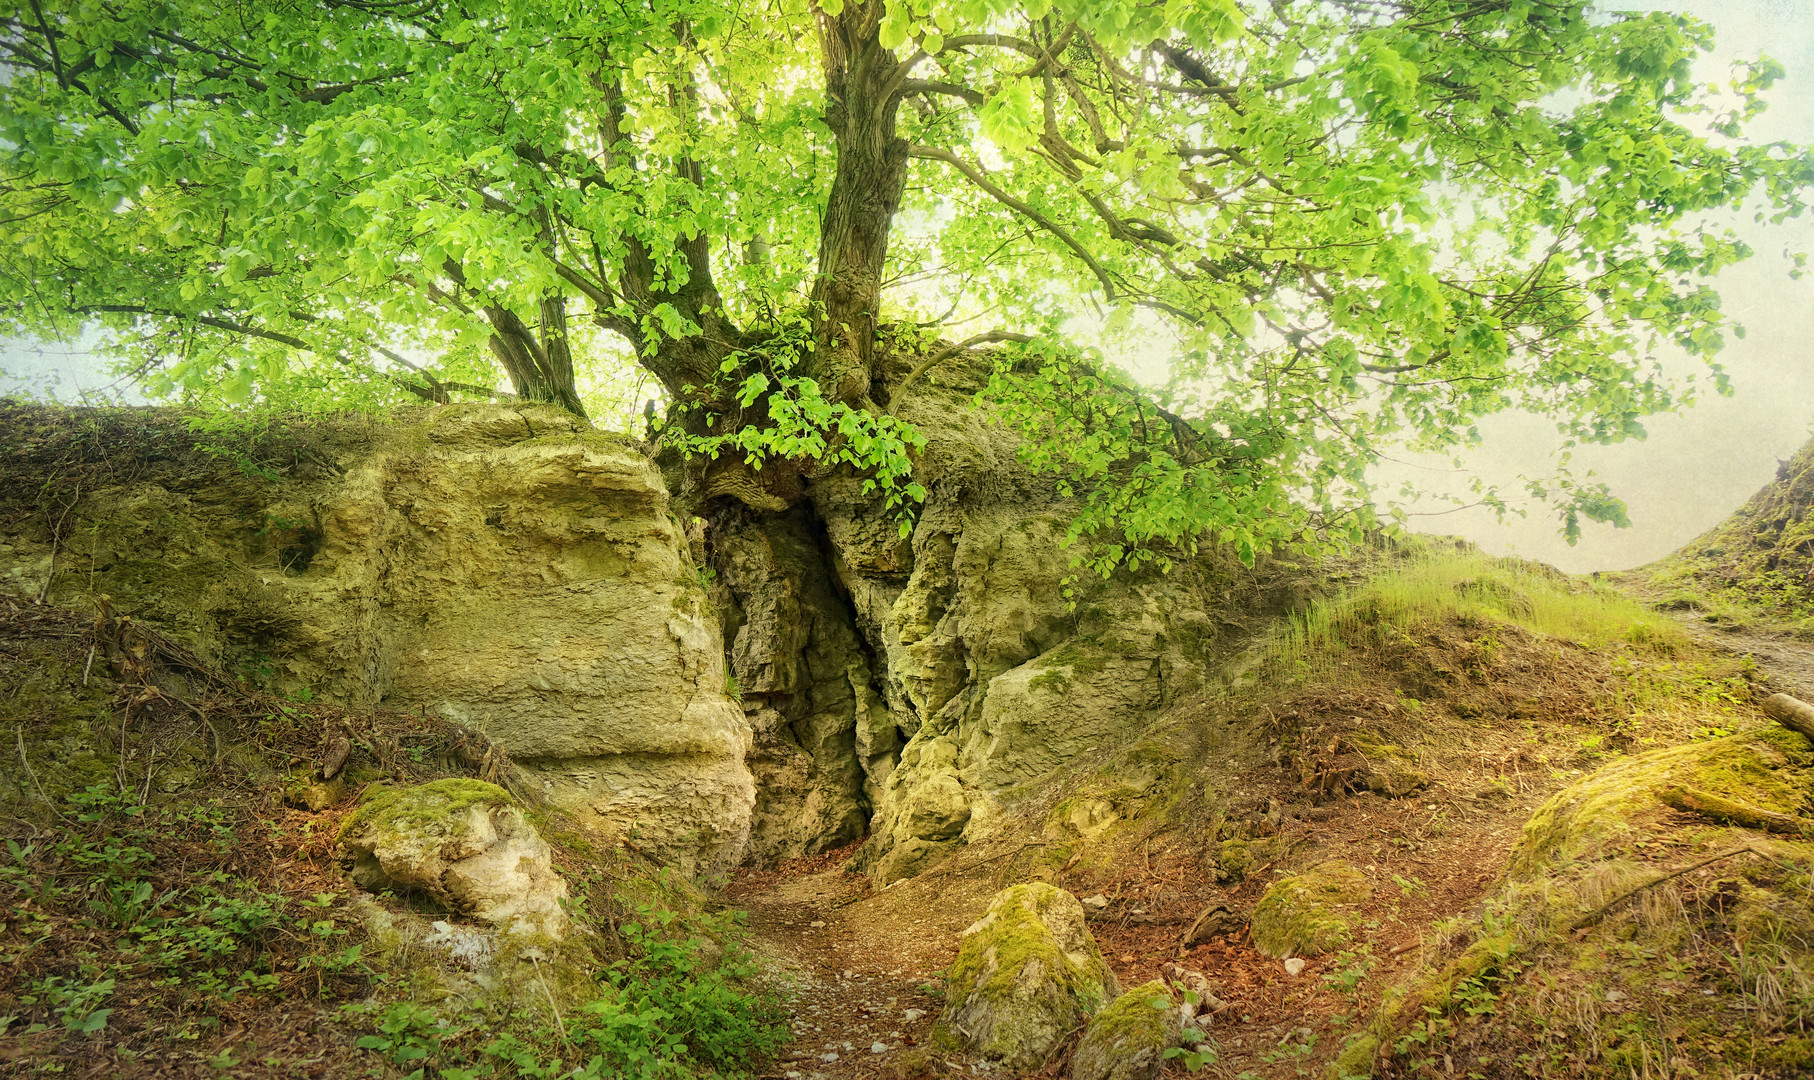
[337,779,569,936]
[1250,861,1372,958]
[1071,980,1179,1080]
[934,883,1120,1070]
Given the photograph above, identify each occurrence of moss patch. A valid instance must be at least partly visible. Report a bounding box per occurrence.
[1251,861,1372,958]
[1513,727,1811,874]
[338,778,514,842]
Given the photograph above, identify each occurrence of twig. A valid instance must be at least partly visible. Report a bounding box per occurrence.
[921,841,1046,879]
[1571,847,1755,930]
[526,952,569,1042]
[15,725,69,820]
[35,479,81,604]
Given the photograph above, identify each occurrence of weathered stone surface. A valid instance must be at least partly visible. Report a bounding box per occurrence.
[934,883,1120,1070]
[338,779,569,935]
[1250,861,1373,958]
[1071,981,1179,1080]
[815,369,1229,881]
[709,507,887,862]
[5,404,753,875]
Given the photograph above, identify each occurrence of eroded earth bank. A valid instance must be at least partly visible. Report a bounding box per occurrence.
[2,390,1812,1080]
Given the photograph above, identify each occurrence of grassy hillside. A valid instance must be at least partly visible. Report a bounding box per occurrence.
[1622,434,1814,636]
[887,539,1807,1079]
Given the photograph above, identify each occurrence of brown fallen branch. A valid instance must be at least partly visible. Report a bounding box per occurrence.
[1658,783,1803,834]
[1761,692,1814,743]
[1570,847,1755,930]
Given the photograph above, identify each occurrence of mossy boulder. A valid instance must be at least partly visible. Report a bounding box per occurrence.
[1071,981,1179,1080]
[1350,737,1429,797]
[337,779,569,935]
[934,883,1121,1069]
[1336,725,1814,1079]
[1251,861,1372,958]
[1513,727,1812,875]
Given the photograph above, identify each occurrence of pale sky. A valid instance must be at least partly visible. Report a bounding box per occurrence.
[1376,0,1814,572]
[3,3,1811,575]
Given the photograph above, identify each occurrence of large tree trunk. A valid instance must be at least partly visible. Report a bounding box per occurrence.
[807,2,911,407]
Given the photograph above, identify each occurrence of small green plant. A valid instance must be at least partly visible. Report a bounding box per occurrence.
[1322,946,1375,998]
[27,975,115,1035]
[356,1002,447,1078]
[1162,989,1219,1072]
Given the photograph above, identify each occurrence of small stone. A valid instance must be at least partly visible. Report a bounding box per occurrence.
[809,920,826,928]
[1283,958,1307,976]
[819,1052,840,1062]
[870,1041,888,1054]
[1081,894,1110,908]
[902,1008,926,1023]
[1605,989,1625,1002]
[786,1073,802,1079]
[842,969,854,979]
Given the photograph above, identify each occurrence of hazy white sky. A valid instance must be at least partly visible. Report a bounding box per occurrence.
[3,2,1810,575]
[1377,0,1814,572]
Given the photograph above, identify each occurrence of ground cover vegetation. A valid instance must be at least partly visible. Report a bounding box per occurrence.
[888,542,1803,1078]
[0,593,787,1078]
[2,0,1810,571]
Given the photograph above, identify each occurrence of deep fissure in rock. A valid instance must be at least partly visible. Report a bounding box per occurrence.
[707,500,902,864]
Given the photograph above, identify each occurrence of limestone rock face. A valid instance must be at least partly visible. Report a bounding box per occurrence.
[1071,981,1180,1080]
[709,507,887,862]
[1250,861,1373,958]
[11,404,753,876]
[935,883,1120,1069]
[793,359,1248,881]
[338,780,569,935]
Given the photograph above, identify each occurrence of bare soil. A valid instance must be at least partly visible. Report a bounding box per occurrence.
[730,607,1778,1080]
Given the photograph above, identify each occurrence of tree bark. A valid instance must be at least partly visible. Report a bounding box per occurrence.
[808,1,911,406]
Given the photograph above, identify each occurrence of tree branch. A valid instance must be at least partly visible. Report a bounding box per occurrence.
[908,144,1118,300]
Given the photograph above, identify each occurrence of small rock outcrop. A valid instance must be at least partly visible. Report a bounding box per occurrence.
[337,779,569,936]
[1071,981,1179,1080]
[934,883,1120,1069]
[2,404,754,876]
[1250,861,1372,958]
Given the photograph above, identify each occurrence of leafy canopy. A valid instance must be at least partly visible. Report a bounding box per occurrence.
[1,0,1808,568]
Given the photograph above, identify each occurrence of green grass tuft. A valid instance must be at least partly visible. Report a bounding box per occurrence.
[1259,550,1682,685]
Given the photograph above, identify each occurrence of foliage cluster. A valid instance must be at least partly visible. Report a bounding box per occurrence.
[0,783,372,1057]
[351,905,785,1080]
[0,0,1808,572]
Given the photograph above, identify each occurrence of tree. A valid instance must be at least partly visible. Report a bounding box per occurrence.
[1,0,1808,568]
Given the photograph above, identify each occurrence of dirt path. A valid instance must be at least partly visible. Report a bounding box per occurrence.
[1666,613,1814,698]
[732,846,952,1080]
[734,783,1542,1080]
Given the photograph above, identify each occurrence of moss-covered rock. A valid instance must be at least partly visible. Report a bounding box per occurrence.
[1513,726,1812,875]
[1071,981,1179,1080]
[934,883,1120,1069]
[337,779,570,935]
[1251,861,1372,958]
[1349,735,1429,797]
[1339,724,1814,1079]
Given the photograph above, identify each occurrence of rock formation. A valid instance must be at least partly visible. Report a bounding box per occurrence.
[934,882,1120,1069]
[0,404,752,876]
[337,779,568,936]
